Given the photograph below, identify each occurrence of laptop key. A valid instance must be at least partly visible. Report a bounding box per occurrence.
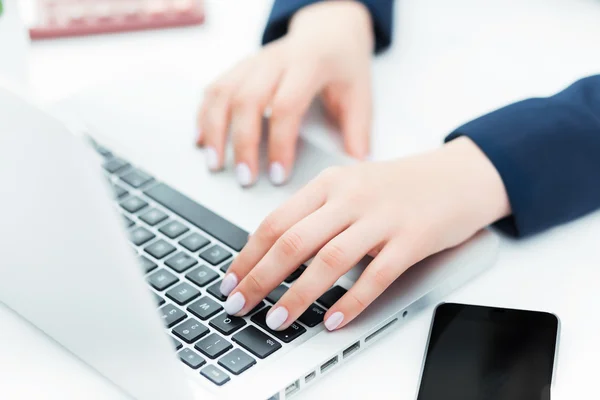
[165,252,198,273]
[119,196,148,213]
[186,265,219,288]
[179,348,206,369]
[120,169,154,188]
[285,265,307,283]
[112,184,128,199]
[172,318,209,343]
[251,307,306,344]
[159,304,187,328]
[317,285,347,309]
[299,304,326,327]
[129,227,155,246]
[209,312,247,336]
[206,281,227,302]
[147,269,179,291]
[138,256,157,273]
[144,239,176,259]
[171,336,183,350]
[266,285,288,304]
[200,244,231,266]
[103,157,130,174]
[232,326,281,359]
[200,365,230,386]
[159,220,189,239]
[187,297,223,320]
[139,208,168,226]
[153,292,165,306]
[144,183,249,251]
[122,215,135,228]
[220,261,232,273]
[195,333,232,359]
[166,282,201,305]
[179,233,210,252]
[218,349,256,375]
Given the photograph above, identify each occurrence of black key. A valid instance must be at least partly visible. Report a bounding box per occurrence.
[179,348,206,369]
[200,365,230,386]
[232,326,281,359]
[138,256,157,273]
[187,297,223,320]
[145,239,176,259]
[195,333,232,359]
[120,169,154,188]
[159,304,187,328]
[317,285,347,309]
[199,245,231,266]
[119,196,148,213]
[206,281,227,302]
[103,157,130,174]
[92,142,112,158]
[172,318,209,343]
[248,301,265,316]
[139,208,168,226]
[112,184,128,199]
[147,269,179,291]
[209,312,246,335]
[299,304,326,327]
[166,282,201,305]
[186,265,219,288]
[122,215,135,228]
[218,349,256,375]
[129,227,155,246]
[144,183,249,251]
[266,285,288,304]
[171,336,183,350]
[220,261,232,273]
[159,220,189,239]
[285,265,307,283]
[165,252,197,273]
[153,292,165,306]
[251,307,306,343]
[179,233,210,252]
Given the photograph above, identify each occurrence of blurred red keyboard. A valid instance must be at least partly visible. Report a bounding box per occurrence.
[29,0,205,40]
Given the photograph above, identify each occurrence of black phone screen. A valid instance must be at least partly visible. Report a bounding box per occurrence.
[417,303,558,400]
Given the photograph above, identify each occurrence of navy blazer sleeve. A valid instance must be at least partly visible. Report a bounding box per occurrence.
[262,0,393,53]
[446,75,600,237]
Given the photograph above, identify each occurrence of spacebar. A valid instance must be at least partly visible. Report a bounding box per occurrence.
[144,183,248,251]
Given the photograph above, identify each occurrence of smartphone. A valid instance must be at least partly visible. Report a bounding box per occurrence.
[416,303,559,400]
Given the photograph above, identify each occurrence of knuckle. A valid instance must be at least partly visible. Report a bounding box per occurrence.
[205,82,229,100]
[258,215,284,242]
[277,230,304,258]
[231,92,259,112]
[368,268,393,291]
[284,286,311,309]
[244,273,265,295]
[318,243,347,271]
[346,290,369,310]
[270,96,297,117]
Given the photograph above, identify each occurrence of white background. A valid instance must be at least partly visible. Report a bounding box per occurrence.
[1,0,600,398]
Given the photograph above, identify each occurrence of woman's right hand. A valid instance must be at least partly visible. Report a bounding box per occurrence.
[197,1,375,186]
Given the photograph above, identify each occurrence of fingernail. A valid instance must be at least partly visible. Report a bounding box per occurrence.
[205,147,219,171]
[269,162,286,186]
[235,163,254,187]
[224,292,245,315]
[325,311,344,331]
[266,307,288,330]
[220,273,238,296]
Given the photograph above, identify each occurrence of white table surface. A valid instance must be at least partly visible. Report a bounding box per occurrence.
[2,0,600,398]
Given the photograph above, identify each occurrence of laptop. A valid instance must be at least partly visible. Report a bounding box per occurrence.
[0,78,499,400]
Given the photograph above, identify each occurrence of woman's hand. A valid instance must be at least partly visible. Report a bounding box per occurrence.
[197,1,374,186]
[219,137,511,331]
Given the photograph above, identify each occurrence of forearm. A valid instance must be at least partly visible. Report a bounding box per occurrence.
[446,75,600,237]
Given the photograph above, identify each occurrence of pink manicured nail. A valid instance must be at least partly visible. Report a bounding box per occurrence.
[325,312,344,331]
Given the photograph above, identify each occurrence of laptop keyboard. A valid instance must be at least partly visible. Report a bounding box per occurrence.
[91,140,349,387]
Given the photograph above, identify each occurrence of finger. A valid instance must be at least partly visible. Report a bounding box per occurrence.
[268,63,325,185]
[266,217,386,330]
[198,59,253,171]
[340,80,372,160]
[230,61,284,186]
[323,238,418,331]
[219,171,332,297]
[223,203,353,316]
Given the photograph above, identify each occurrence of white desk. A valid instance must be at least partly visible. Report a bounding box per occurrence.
[3,0,600,398]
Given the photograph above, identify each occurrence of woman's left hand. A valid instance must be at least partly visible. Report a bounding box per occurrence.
[219,137,511,331]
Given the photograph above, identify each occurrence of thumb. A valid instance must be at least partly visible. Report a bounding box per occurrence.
[339,82,372,160]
